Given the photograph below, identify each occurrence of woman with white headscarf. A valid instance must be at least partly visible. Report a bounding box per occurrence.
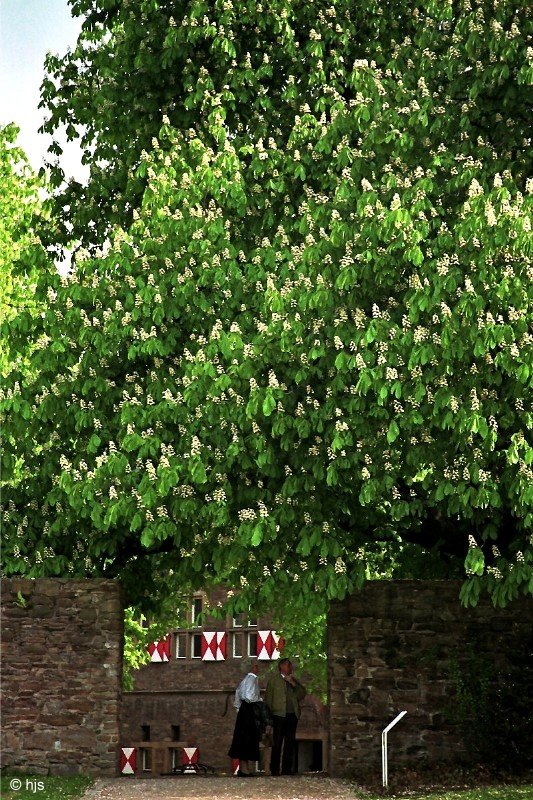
[228,661,261,777]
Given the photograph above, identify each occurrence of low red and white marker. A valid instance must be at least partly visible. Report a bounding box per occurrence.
[182,746,199,773]
[120,747,136,775]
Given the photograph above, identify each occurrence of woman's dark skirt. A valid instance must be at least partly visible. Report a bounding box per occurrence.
[227,701,260,761]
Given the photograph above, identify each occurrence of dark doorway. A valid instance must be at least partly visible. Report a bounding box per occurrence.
[295,739,323,773]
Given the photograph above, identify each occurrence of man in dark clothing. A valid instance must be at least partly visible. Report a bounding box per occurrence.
[264,658,306,776]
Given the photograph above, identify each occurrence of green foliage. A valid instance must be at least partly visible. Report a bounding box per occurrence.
[123,602,184,689]
[0,124,53,369]
[0,775,92,800]
[41,0,532,254]
[448,643,533,772]
[275,597,328,698]
[360,786,533,800]
[448,645,494,741]
[1,1,532,621]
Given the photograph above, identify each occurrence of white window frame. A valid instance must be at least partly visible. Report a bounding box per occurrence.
[191,633,202,659]
[191,596,203,627]
[247,632,258,658]
[175,633,187,659]
[141,748,152,772]
[171,748,180,771]
[233,632,243,658]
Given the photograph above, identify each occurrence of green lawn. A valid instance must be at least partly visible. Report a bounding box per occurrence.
[360,786,533,800]
[0,775,93,800]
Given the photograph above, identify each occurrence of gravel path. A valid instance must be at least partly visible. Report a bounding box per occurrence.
[83,774,359,800]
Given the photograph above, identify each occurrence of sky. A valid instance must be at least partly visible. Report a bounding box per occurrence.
[0,0,87,180]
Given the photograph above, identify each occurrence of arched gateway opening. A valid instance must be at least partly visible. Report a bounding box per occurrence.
[120,585,328,775]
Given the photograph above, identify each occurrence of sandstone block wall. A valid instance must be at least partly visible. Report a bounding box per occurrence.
[1,578,123,776]
[327,580,532,778]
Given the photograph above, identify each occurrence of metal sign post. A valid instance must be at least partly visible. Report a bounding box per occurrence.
[382,710,407,788]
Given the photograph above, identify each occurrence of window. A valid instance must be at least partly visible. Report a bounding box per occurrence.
[247,632,258,658]
[233,611,257,627]
[171,749,181,771]
[171,725,181,741]
[175,633,187,659]
[141,725,150,742]
[192,596,203,627]
[140,748,152,772]
[233,633,243,658]
[192,633,202,659]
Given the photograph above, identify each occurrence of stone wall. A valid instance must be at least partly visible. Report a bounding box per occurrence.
[1,578,123,776]
[327,580,532,778]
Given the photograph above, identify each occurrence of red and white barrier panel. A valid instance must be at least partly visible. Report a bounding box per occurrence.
[257,630,284,660]
[201,631,227,661]
[120,747,136,775]
[182,747,199,773]
[231,757,240,775]
[147,635,171,662]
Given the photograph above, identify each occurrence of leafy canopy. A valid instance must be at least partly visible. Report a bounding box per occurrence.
[0,124,53,346]
[2,0,532,618]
